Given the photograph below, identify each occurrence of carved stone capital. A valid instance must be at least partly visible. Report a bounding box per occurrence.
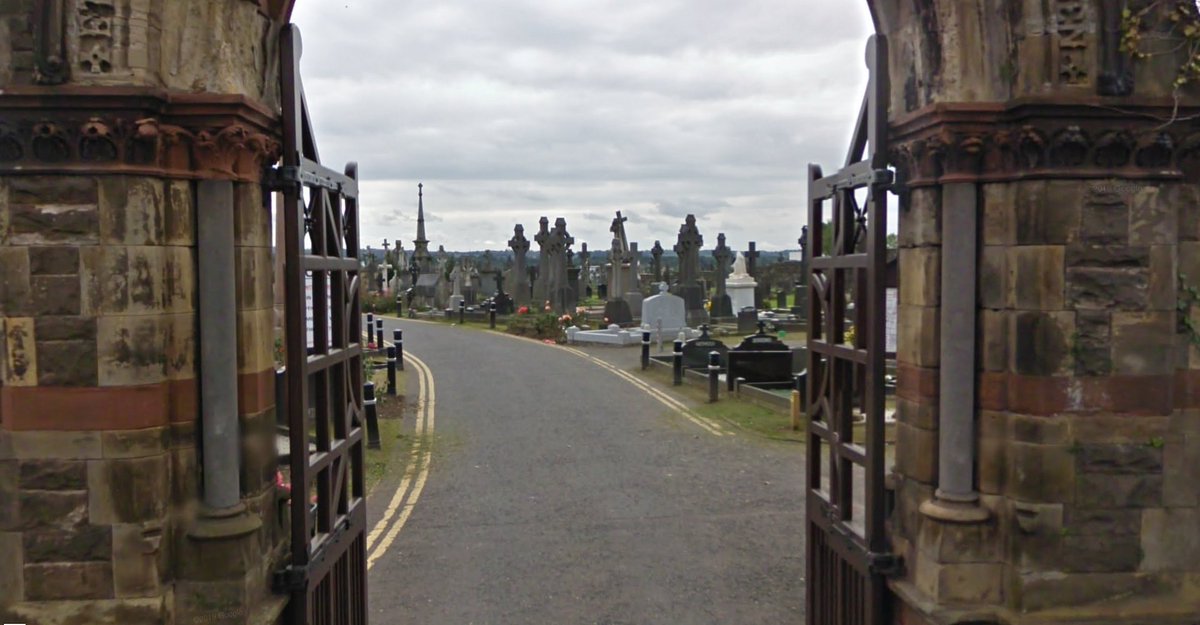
[890,99,1200,187]
[0,88,280,181]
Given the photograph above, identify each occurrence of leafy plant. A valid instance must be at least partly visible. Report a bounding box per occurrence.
[1177,273,1200,347]
[1121,1,1200,92]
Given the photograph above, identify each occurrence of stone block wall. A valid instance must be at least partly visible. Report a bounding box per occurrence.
[891,176,1200,625]
[0,0,292,621]
[0,175,287,624]
[0,176,286,622]
[872,1,1200,623]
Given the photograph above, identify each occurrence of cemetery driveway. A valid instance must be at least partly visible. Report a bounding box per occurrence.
[367,318,806,624]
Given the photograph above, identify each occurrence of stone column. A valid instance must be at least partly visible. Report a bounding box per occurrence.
[0,2,289,624]
[877,1,1200,623]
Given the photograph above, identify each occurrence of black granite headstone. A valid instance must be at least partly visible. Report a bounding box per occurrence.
[728,323,792,387]
[682,326,729,369]
[736,309,758,334]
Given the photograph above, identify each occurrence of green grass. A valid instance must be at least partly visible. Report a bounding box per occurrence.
[636,365,806,443]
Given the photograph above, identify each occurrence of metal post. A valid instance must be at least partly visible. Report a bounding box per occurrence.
[364,381,381,449]
[396,295,403,317]
[196,180,242,512]
[489,302,497,329]
[641,331,651,370]
[707,350,720,403]
[386,346,397,396]
[672,339,683,386]
[366,312,374,345]
[459,300,465,324]
[394,328,404,371]
[375,318,384,350]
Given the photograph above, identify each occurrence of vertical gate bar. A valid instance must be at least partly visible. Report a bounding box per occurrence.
[280,26,315,625]
[864,33,890,562]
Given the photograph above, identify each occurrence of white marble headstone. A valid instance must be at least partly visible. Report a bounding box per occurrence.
[640,283,687,335]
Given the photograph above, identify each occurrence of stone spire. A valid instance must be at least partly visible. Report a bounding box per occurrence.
[415,183,428,245]
[411,183,433,273]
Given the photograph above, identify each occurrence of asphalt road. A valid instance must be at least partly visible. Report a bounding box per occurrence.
[367,318,806,624]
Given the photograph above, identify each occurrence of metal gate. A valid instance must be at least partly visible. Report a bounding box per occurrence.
[272,24,369,625]
[804,34,898,625]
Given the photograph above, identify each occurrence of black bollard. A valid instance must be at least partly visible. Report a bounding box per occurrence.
[394,329,404,371]
[489,302,497,329]
[641,331,651,370]
[366,312,374,344]
[396,295,403,317]
[672,339,683,386]
[375,318,384,351]
[459,301,465,325]
[364,381,381,449]
[386,346,397,396]
[708,350,720,403]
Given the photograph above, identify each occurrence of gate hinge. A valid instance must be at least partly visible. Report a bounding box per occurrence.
[264,165,303,193]
[272,563,307,593]
[867,551,904,578]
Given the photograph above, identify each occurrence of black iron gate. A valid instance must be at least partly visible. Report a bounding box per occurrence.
[272,24,368,625]
[804,34,898,625]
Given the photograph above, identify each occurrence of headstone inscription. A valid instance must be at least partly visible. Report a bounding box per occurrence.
[682,325,728,369]
[727,322,793,389]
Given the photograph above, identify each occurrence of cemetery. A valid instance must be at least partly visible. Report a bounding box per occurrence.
[1,1,1199,625]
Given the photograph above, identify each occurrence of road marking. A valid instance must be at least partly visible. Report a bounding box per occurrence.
[556,345,729,437]
[366,348,436,569]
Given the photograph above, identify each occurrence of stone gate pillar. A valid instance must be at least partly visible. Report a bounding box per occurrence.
[0,1,293,624]
[875,1,1200,624]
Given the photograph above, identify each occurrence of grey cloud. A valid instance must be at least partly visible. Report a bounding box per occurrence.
[293,1,875,251]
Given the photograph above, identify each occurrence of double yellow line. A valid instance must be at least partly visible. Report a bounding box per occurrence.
[365,349,436,569]
[557,345,730,438]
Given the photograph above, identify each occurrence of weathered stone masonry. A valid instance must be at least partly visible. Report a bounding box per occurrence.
[0,1,295,624]
[873,1,1200,624]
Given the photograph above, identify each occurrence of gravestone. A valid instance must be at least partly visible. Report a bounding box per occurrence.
[545,217,575,313]
[792,225,809,316]
[532,216,550,305]
[711,233,734,318]
[508,225,531,307]
[640,282,687,339]
[727,252,758,314]
[671,214,708,325]
[682,325,729,369]
[577,242,591,300]
[737,309,758,334]
[728,322,793,388]
[650,240,664,283]
[603,211,634,325]
[745,241,763,309]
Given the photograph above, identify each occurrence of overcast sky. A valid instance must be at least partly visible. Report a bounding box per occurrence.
[292,1,875,254]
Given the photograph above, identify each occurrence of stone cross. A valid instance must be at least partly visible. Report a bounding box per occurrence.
[381,239,392,293]
[745,241,760,277]
[533,217,550,303]
[650,240,664,282]
[508,224,531,305]
[546,218,574,311]
[609,237,624,298]
[713,233,733,295]
[450,263,464,297]
[673,214,703,286]
[578,242,591,293]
